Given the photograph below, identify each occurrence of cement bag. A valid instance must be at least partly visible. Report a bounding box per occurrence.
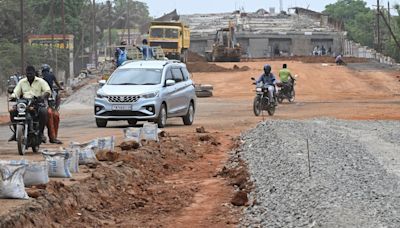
[67,148,79,173]
[0,164,29,199]
[96,136,115,153]
[70,140,98,165]
[24,161,49,186]
[0,160,49,186]
[141,123,159,141]
[42,151,72,178]
[124,127,142,143]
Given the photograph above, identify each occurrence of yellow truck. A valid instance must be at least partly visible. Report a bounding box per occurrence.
[148,21,190,62]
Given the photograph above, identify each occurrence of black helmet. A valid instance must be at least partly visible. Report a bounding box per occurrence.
[41,64,50,72]
[263,64,271,74]
[142,39,148,45]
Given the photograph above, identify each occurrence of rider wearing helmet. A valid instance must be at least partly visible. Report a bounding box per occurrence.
[41,64,63,144]
[256,64,277,105]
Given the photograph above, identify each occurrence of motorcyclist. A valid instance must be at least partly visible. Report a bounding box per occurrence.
[278,63,294,94]
[41,64,63,144]
[335,54,345,65]
[9,65,51,142]
[256,64,277,105]
[278,63,293,84]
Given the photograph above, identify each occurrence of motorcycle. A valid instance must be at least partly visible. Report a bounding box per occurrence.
[251,77,276,116]
[276,75,296,103]
[10,97,42,155]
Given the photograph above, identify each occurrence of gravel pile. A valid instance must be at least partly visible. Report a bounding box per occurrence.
[239,119,400,227]
[62,83,97,108]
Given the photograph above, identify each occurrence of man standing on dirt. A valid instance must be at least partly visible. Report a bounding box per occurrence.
[41,64,63,144]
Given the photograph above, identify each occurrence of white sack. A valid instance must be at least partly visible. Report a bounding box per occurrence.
[0,164,29,199]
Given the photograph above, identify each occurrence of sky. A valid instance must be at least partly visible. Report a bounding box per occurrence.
[138,0,396,17]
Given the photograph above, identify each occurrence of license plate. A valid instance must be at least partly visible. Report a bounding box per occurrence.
[112,105,131,111]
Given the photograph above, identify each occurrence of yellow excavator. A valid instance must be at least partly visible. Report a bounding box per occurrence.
[205,22,242,62]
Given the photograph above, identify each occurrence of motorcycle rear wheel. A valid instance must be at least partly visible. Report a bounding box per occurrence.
[253,96,262,116]
[289,90,296,103]
[16,125,26,155]
[267,104,275,116]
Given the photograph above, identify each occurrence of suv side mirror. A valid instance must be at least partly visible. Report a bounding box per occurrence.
[99,80,106,87]
[165,79,175,86]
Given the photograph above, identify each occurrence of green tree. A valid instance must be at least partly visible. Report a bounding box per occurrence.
[324,0,374,47]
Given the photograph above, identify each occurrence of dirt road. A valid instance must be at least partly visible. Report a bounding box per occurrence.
[1,60,399,227]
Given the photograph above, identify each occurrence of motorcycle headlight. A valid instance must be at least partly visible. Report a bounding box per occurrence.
[141,91,159,99]
[17,103,27,113]
[256,88,262,92]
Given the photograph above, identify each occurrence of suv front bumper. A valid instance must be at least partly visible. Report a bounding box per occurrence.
[94,97,160,121]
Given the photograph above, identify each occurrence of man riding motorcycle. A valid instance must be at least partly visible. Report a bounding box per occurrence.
[278,63,292,84]
[41,64,63,144]
[278,63,295,98]
[256,64,277,106]
[9,65,51,142]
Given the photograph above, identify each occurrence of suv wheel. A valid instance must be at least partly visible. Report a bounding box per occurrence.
[182,102,194,125]
[96,118,107,128]
[156,104,167,128]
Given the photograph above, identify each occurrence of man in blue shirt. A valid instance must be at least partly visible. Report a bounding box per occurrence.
[115,41,128,67]
[256,64,277,105]
[135,39,154,60]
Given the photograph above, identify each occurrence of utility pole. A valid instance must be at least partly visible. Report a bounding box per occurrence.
[378,6,400,51]
[127,2,130,45]
[50,0,54,48]
[20,0,24,74]
[61,0,66,49]
[92,0,97,66]
[377,0,381,52]
[107,0,112,57]
[388,2,391,27]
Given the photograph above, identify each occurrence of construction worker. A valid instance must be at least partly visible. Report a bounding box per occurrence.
[135,39,154,60]
[115,41,128,67]
[41,64,63,144]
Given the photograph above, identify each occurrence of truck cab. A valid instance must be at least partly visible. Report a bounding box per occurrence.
[148,21,190,63]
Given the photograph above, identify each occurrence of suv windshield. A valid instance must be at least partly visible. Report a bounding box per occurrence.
[108,68,162,85]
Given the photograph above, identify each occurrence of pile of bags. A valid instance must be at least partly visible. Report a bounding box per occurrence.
[0,124,161,199]
[0,136,115,199]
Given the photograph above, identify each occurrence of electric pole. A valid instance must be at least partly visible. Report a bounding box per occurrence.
[107,0,112,57]
[50,0,54,48]
[127,2,130,45]
[377,0,381,52]
[61,0,66,49]
[20,0,24,74]
[92,0,97,66]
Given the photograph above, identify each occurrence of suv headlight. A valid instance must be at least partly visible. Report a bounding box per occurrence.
[96,93,106,98]
[17,103,27,113]
[141,91,159,99]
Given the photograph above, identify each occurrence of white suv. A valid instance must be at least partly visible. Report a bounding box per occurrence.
[94,60,196,128]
